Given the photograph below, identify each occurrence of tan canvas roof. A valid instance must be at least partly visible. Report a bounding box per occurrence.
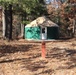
[25,16,58,27]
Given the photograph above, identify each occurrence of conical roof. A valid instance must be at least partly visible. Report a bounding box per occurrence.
[25,16,59,27]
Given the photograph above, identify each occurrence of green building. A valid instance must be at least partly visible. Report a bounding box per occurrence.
[25,16,59,40]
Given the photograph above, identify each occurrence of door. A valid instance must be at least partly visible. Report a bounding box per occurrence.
[41,27,47,40]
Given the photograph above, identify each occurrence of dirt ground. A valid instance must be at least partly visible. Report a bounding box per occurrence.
[0,38,76,75]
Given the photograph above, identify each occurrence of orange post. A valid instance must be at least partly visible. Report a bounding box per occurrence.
[41,41,46,58]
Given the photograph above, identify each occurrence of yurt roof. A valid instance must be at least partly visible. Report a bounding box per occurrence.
[25,16,59,27]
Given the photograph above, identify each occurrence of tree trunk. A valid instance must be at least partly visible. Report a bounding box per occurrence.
[9,4,12,40]
[73,19,76,37]
[2,8,6,39]
[21,24,24,37]
[5,4,12,40]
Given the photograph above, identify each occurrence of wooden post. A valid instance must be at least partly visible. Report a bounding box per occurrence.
[41,41,46,58]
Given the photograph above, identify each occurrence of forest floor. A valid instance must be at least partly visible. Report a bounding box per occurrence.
[0,38,76,75]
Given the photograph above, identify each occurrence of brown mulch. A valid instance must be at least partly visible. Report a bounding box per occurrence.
[0,39,76,75]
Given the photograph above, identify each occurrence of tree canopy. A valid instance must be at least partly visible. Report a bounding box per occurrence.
[0,0,47,20]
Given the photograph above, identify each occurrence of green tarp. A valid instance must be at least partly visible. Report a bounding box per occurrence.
[25,26,41,39]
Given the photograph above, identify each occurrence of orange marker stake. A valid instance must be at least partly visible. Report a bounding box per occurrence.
[41,41,46,58]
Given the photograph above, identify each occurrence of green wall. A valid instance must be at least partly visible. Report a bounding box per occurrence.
[25,26,41,40]
[47,27,59,39]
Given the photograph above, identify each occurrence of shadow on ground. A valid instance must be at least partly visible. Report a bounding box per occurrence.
[0,44,38,57]
[47,47,76,70]
[0,41,76,74]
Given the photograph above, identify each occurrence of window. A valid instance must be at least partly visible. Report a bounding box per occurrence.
[42,28,45,33]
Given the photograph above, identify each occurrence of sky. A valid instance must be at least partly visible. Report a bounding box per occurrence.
[45,0,51,4]
[45,0,58,4]
[45,0,59,8]
[45,0,65,4]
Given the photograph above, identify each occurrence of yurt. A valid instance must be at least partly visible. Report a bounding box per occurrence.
[25,16,59,40]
